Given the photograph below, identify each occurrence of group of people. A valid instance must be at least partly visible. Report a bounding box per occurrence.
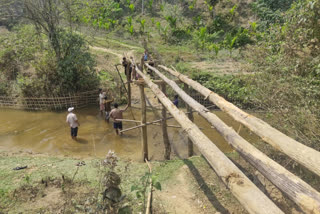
[121,50,156,81]
[66,50,179,140]
[66,89,129,140]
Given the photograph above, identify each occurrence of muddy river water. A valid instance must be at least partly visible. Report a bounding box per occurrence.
[0,107,260,161]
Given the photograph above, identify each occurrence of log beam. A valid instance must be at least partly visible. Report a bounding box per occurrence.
[150,64,320,213]
[131,61,283,214]
[159,65,320,178]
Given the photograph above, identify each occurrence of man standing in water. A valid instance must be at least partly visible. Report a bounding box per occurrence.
[99,89,105,116]
[66,107,80,140]
[104,95,114,123]
[109,103,128,135]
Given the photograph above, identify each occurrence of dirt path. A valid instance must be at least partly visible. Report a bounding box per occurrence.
[154,162,248,214]
[154,166,207,213]
[91,44,161,108]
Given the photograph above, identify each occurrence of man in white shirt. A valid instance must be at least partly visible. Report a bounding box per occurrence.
[99,89,105,116]
[66,107,80,140]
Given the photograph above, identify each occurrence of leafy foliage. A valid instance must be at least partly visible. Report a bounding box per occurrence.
[192,72,254,108]
[247,0,320,149]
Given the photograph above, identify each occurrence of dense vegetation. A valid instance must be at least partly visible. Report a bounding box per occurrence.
[1,0,319,150]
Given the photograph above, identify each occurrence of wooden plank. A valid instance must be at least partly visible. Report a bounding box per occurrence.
[151,64,320,214]
[131,60,284,214]
[160,65,320,177]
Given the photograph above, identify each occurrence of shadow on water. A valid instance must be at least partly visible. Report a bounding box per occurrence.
[76,138,89,144]
[183,159,230,214]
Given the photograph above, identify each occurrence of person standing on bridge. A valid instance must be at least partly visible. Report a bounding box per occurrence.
[122,57,132,82]
[109,103,129,135]
[66,107,80,140]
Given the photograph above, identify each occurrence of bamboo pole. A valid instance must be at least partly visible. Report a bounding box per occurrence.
[150,123,182,128]
[126,63,132,107]
[149,64,320,213]
[115,64,139,127]
[139,83,148,161]
[184,83,194,157]
[119,117,174,133]
[160,65,320,178]
[116,119,142,123]
[145,159,153,214]
[131,60,283,214]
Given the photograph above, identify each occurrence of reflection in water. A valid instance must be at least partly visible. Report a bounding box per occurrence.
[0,107,259,161]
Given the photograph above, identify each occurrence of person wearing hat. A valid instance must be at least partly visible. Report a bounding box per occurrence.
[66,107,80,140]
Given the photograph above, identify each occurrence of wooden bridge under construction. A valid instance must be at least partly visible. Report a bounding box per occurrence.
[117,56,320,214]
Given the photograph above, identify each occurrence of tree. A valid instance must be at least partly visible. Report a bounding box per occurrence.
[23,0,63,60]
[0,0,24,27]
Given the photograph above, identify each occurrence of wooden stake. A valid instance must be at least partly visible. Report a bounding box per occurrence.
[139,84,148,161]
[145,159,153,214]
[160,84,171,160]
[184,83,194,157]
[126,63,132,107]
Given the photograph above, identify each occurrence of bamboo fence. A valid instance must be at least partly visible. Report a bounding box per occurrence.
[0,90,98,110]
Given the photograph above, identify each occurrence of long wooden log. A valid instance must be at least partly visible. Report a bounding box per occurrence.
[160,65,320,178]
[150,64,320,213]
[133,61,283,214]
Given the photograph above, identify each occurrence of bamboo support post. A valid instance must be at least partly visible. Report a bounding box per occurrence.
[126,64,132,107]
[130,60,283,214]
[145,159,153,214]
[184,83,194,157]
[149,64,320,213]
[139,83,148,161]
[159,65,320,178]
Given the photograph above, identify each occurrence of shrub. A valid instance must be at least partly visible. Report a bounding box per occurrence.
[191,72,254,108]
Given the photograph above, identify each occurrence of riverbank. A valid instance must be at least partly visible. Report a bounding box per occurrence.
[0,151,249,213]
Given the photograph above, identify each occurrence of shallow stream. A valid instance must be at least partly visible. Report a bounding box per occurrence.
[0,106,260,161]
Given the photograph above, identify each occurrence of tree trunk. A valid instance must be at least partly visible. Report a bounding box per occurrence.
[152,65,320,214]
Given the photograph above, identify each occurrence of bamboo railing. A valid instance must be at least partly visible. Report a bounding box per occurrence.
[0,90,98,110]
